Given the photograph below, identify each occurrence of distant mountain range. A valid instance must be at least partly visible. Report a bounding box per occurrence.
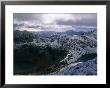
[14,24,96,33]
[31,29,96,38]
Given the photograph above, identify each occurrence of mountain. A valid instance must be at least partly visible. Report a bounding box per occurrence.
[14,28,97,75]
[31,29,96,38]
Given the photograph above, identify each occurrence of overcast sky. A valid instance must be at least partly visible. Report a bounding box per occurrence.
[13,13,97,32]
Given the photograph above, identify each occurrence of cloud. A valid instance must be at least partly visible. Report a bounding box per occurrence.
[14,13,41,21]
[14,13,97,31]
[14,13,97,26]
[14,13,42,25]
[55,14,97,26]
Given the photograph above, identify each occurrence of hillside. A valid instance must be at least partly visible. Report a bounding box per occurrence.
[55,58,97,75]
[14,28,97,75]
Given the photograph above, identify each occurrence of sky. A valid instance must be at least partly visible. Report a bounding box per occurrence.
[13,13,97,32]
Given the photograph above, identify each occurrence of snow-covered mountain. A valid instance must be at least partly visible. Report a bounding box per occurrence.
[14,27,97,75]
[14,24,96,32]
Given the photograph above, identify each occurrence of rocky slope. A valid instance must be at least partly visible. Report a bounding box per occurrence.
[55,58,97,75]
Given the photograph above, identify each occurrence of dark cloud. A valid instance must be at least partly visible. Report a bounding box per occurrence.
[56,14,97,26]
[14,13,97,26]
[14,13,40,21]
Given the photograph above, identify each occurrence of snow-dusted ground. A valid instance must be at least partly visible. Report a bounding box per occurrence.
[55,58,97,75]
[14,29,97,75]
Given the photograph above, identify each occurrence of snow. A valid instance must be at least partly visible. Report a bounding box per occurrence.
[14,28,97,75]
[50,40,61,48]
[55,58,97,75]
